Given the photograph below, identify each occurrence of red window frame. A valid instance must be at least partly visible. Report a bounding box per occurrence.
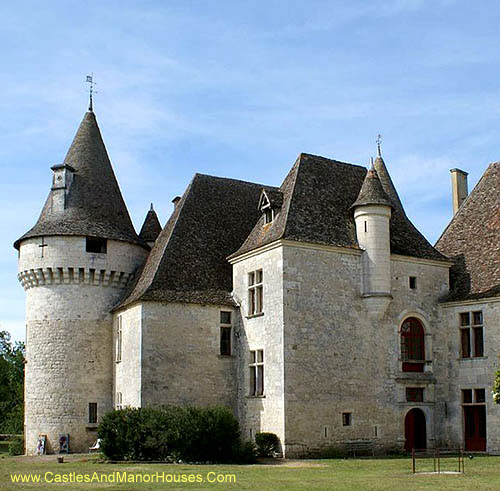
[401,317,425,372]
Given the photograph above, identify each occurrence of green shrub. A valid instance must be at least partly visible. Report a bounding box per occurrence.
[234,440,257,464]
[493,368,500,404]
[8,436,24,456]
[255,432,281,457]
[98,406,254,463]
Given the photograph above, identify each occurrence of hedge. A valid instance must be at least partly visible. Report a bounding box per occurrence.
[98,406,255,463]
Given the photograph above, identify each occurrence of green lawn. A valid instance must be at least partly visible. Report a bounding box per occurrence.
[0,454,499,490]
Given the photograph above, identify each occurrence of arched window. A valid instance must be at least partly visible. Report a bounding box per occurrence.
[401,317,425,372]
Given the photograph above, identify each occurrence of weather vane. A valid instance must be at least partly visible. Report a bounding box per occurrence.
[86,74,97,112]
[376,134,382,157]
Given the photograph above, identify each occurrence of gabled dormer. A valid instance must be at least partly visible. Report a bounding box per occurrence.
[258,189,283,225]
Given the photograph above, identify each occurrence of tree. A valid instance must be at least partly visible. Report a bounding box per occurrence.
[0,331,25,433]
[494,360,500,405]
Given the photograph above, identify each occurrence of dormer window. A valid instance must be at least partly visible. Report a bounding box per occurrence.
[264,208,274,224]
[258,189,282,226]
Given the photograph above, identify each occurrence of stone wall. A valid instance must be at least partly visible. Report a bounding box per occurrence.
[279,242,450,456]
[114,304,143,408]
[138,302,237,410]
[231,245,285,447]
[442,298,500,454]
[19,236,147,454]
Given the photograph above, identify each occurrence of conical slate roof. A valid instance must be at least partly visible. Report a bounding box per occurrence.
[436,162,500,300]
[139,204,162,243]
[373,155,404,210]
[351,167,393,209]
[14,111,147,249]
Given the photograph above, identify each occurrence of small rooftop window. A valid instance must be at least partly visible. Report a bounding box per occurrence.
[264,208,274,224]
[86,237,107,254]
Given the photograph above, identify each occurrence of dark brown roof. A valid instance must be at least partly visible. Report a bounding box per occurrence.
[260,188,284,209]
[435,162,500,300]
[351,167,394,209]
[233,153,446,261]
[118,174,277,308]
[14,111,146,249]
[373,155,404,209]
[139,205,162,243]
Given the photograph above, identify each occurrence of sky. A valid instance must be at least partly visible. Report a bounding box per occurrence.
[2,0,500,341]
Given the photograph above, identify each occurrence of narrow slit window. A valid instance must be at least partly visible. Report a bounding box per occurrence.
[116,316,122,363]
[342,412,352,426]
[88,403,97,424]
[220,311,232,356]
[409,276,417,289]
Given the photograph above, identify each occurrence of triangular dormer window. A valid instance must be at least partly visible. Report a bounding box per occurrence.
[258,190,275,225]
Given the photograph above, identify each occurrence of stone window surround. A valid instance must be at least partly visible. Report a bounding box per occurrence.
[115,392,123,410]
[248,269,263,317]
[219,310,232,357]
[397,312,433,373]
[459,310,484,359]
[88,402,98,424]
[248,349,264,397]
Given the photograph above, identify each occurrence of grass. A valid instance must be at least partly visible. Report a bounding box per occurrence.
[0,454,499,490]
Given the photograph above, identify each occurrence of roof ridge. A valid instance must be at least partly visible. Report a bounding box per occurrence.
[299,152,365,169]
[193,172,278,189]
[282,154,309,239]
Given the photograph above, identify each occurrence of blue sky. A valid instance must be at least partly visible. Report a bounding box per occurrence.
[2,0,500,341]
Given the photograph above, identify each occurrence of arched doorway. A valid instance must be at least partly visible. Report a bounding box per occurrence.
[405,408,426,452]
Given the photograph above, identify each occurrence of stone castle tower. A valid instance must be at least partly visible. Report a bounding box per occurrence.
[14,109,149,453]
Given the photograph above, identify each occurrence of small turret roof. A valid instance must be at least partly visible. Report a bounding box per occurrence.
[351,166,393,209]
[373,155,404,210]
[14,111,147,249]
[139,204,162,243]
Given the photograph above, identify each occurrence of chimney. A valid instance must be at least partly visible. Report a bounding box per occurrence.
[172,196,181,208]
[450,168,468,215]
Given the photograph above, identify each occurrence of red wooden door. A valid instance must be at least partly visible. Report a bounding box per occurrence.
[464,406,486,451]
[405,408,426,452]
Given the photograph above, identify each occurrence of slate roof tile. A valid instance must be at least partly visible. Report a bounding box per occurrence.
[436,162,500,300]
[14,111,146,249]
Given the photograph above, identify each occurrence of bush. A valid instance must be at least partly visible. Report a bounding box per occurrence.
[255,432,281,457]
[98,406,255,463]
[8,436,24,456]
[493,368,500,404]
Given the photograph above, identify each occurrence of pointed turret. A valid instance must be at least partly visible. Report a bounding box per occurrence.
[14,111,146,249]
[373,146,404,211]
[14,108,150,455]
[139,203,162,247]
[352,162,393,320]
[351,165,394,209]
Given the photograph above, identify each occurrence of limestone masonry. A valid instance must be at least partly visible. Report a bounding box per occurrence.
[15,108,500,456]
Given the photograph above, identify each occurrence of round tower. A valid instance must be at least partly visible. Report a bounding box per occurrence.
[14,109,149,454]
[351,162,393,319]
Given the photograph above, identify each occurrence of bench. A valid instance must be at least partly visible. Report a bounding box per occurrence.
[344,440,375,457]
